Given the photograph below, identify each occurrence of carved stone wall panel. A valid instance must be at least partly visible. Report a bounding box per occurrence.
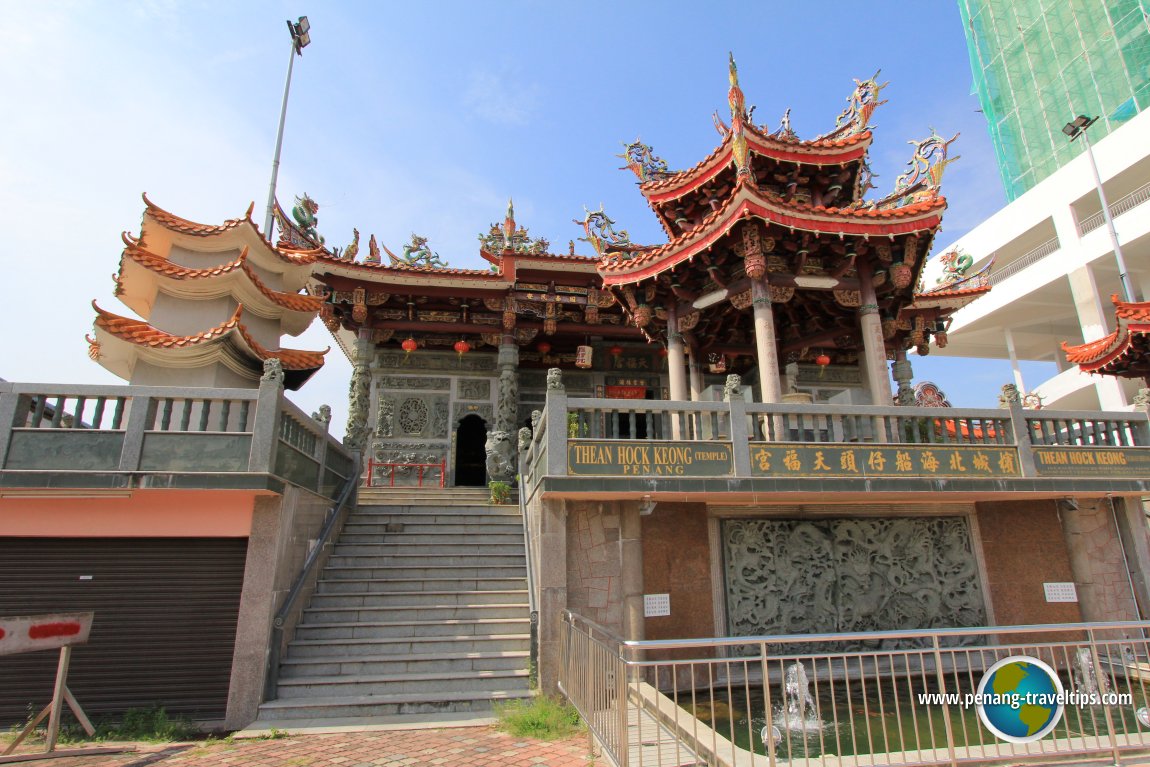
[453,402,493,426]
[723,516,985,649]
[375,394,449,439]
[376,352,497,371]
[375,376,451,391]
[457,378,492,400]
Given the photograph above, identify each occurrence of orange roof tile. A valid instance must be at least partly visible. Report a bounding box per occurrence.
[599,178,945,284]
[121,242,323,313]
[141,193,319,266]
[92,301,327,371]
[1062,295,1150,373]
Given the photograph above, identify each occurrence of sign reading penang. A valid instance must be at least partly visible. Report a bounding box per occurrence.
[1032,446,1150,478]
[749,443,1021,479]
[568,441,732,476]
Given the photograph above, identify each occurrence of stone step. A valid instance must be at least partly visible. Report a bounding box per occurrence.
[353,503,521,515]
[286,634,529,658]
[309,589,528,608]
[302,603,527,623]
[295,618,530,641]
[326,554,526,568]
[333,541,525,556]
[342,519,523,535]
[279,650,529,678]
[276,669,530,699]
[338,532,527,546]
[257,689,532,720]
[316,576,527,593]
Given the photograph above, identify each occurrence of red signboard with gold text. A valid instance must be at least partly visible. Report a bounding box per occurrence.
[605,385,647,399]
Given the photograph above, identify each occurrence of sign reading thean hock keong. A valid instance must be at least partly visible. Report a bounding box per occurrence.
[568,441,732,476]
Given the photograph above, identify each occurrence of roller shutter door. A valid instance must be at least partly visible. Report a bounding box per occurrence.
[0,537,247,725]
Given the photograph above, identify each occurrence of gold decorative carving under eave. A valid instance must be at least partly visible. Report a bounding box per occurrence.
[515,328,538,344]
[473,316,501,325]
[481,333,502,347]
[679,310,701,331]
[730,290,753,310]
[596,291,616,308]
[834,334,856,348]
[367,292,391,305]
[372,329,395,343]
[769,286,795,303]
[767,255,788,273]
[833,290,862,308]
[483,298,505,312]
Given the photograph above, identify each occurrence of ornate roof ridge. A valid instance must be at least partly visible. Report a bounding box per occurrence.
[91,300,327,370]
[314,253,505,277]
[140,193,319,266]
[1062,294,1150,370]
[121,243,323,313]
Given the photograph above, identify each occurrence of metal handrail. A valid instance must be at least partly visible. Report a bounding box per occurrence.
[262,456,360,701]
[987,236,1060,285]
[1078,180,1150,235]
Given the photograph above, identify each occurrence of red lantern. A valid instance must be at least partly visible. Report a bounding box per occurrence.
[658,347,669,358]
[454,340,471,356]
[815,354,831,367]
[537,341,552,355]
[401,337,418,353]
[609,345,624,357]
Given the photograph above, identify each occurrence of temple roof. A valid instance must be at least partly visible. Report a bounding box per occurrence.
[117,240,322,334]
[1061,295,1150,377]
[89,302,327,389]
[599,176,946,286]
[910,259,994,313]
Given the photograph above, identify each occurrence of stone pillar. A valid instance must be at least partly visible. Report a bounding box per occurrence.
[687,340,704,401]
[857,257,893,405]
[537,497,568,694]
[487,342,519,482]
[750,279,782,403]
[666,306,688,402]
[343,328,373,454]
[891,351,915,406]
[620,504,645,642]
[1068,264,1128,409]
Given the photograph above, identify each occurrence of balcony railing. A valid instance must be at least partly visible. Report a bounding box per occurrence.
[0,379,352,499]
[521,377,1150,496]
[1078,180,1150,236]
[987,236,1061,285]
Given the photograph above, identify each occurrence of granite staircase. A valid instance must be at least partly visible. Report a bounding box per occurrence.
[255,486,532,727]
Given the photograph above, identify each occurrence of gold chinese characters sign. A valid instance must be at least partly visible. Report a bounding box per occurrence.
[568,441,732,476]
[1032,446,1150,478]
[749,443,1022,479]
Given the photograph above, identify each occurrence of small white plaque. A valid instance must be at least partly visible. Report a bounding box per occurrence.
[1044,582,1078,603]
[643,593,671,617]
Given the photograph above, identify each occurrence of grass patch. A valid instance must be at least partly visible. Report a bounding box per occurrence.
[495,695,583,741]
[56,705,198,744]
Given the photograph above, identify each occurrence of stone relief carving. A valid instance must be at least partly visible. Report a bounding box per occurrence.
[376,376,450,391]
[453,402,493,426]
[495,368,518,432]
[344,359,371,451]
[723,517,985,649]
[376,352,496,371]
[547,368,565,391]
[375,396,394,438]
[457,378,492,400]
[397,397,430,435]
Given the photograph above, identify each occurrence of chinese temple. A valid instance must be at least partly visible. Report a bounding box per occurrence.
[1062,294,1150,386]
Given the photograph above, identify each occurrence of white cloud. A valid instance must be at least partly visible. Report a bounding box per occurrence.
[462,68,540,126]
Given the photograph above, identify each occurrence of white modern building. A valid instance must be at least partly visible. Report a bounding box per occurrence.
[924,106,1150,410]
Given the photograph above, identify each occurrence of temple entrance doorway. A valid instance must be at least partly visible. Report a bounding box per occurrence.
[454,415,487,487]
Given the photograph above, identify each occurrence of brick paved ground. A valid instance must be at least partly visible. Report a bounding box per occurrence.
[2,727,598,767]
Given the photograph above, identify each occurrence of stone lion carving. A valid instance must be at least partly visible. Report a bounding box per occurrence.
[723,373,743,401]
[531,410,542,431]
[311,404,331,425]
[998,383,1020,408]
[1134,388,1150,410]
[546,367,564,392]
[485,429,516,482]
[518,427,533,453]
[261,357,284,384]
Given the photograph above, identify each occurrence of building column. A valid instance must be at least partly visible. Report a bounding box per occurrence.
[1004,328,1026,392]
[687,339,704,401]
[1068,264,1128,409]
[536,497,568,694]
[488,341,519,482]
[891,350,915,405]
[620,504,645,642]
[751,279,782,403]
[343,328,373,454]
[857,257,893,405]
[666,305,688,439]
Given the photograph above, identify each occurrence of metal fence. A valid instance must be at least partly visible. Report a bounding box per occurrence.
[1078,180,1150,236]
[561,613,1150,767]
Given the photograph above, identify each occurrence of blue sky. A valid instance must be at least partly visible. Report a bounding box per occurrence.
[1,1,1052,430]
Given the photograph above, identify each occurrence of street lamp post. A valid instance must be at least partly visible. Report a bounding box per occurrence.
[263,16,312,240]
[1062,114,1135,303]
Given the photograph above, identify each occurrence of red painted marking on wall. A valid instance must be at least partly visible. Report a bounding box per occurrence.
[28,622,81,639]
[0,628,6,640]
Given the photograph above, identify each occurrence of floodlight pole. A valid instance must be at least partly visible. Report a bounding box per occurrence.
[1065,115,1135,303]
[263,17,311,240]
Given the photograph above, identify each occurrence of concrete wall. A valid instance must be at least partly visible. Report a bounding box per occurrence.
[1061,498,1141,623]
[225,483,333,729]
[976,500,1083,628]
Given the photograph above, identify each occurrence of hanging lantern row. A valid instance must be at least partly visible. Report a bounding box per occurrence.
[609,345,624,357]
[537,341,552,356]
[454,339,471,356]
[815,353,831,367]
[401,337,418,353]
